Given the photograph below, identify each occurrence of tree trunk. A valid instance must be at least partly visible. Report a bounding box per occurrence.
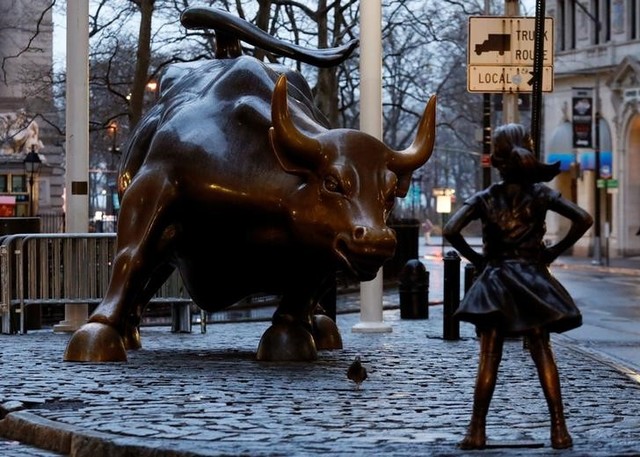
[313,0,340,127]
[129,0,154,129]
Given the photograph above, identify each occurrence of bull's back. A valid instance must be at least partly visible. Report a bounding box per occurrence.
[119,56,324,197]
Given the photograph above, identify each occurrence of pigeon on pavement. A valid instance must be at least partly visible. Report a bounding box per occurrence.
[347,355,367,390]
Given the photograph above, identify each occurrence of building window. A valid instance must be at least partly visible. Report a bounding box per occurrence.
[559,0,577,50]
[557,2,567,51]
[613,0,624,34]
[0,175,7,193]
[11,175,26,193]
[603,0,611,42]
[570,0,577,48]
[591,0,601,45]
[633,0,640,40]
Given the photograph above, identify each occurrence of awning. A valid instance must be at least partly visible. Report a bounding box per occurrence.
[546,119,612,172]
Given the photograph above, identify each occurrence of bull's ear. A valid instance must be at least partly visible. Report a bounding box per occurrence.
[269,128,313,176]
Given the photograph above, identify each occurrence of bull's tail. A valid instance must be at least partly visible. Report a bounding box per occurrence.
[180,7,358,68]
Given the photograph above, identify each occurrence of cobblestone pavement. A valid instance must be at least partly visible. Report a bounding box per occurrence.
[1,302,640,456]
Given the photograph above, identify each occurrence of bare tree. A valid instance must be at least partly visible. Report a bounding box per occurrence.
[31,0,496,222]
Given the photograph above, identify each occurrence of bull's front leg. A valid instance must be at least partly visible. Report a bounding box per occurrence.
[256,273,342,361]
[64,173,178,362]
[311,276,343,351]
[256,290,317,362]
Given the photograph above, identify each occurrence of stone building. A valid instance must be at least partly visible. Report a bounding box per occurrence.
[545,0,640,258]
[0,0,65,230]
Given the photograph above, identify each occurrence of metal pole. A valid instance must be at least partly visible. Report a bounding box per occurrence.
[593,78,602,264]
[503,0,520,124]
[441,213,445,257]
[28,173,34,217]
[482,94,492,189]
[353,0,391,334]
[482,0,492,189]
[55,0,90,332]
[530,0,546,159]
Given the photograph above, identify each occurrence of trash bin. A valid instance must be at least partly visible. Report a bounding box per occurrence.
[385,218,420,278]
[0,217,41,330]
[398,259,429,319]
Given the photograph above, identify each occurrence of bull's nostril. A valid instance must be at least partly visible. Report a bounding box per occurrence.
[353,226,366,240]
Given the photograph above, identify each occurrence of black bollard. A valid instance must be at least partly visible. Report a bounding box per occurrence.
[464,263,476,293]
[398,259,429,319]
[443,250,460,340]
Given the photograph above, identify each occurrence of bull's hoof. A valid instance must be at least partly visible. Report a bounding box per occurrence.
[122,324,142,350]
[63,322,127,362]
[312,314,343,350]
[256,322,317,361]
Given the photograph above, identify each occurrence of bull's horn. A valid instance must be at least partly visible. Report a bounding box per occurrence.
[271,75,321,163]
[387,95,437,174]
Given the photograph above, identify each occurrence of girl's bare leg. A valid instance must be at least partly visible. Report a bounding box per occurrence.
[528,329,573,449]
[460,327,504,449]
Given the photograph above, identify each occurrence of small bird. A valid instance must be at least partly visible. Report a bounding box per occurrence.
[347,355,367,390]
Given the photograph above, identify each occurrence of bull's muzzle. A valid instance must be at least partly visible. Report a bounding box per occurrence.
[335,226,397,280]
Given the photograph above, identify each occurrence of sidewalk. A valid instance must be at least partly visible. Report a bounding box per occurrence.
[1,292,640,456]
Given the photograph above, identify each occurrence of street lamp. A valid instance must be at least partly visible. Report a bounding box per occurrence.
[23,145,42,217]
[433,187,455,257]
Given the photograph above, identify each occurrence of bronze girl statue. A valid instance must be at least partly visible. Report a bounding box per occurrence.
[443,123,593,450]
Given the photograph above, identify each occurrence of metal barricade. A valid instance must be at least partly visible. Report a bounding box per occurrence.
[0,233,193,334]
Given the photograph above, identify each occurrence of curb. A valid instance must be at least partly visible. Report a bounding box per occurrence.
[553,335,640,385]
[0,411,201,457]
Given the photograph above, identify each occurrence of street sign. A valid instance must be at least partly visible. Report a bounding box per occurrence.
[467,16,554,93]
[597,179,618,189]
[468,65,553,93]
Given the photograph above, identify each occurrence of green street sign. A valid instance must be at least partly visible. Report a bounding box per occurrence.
[597,179,618,189]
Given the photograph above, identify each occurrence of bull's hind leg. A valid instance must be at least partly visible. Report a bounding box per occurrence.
[64,174,178,362]
[122,264,177,350]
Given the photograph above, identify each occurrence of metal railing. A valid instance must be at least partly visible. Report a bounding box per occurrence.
[0,233,192,334]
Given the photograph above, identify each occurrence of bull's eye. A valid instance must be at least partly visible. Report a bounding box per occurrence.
[323,175,343,194]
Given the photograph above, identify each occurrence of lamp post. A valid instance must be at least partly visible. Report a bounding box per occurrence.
[433,187,455,257]
[108,122,120,221]
[23,145,42,217]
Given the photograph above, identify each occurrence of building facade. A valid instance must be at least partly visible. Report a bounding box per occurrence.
[0,0,65,229]
[544,0,640,258]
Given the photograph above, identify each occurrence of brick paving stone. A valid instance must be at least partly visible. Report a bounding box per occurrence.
[0,305,639,456]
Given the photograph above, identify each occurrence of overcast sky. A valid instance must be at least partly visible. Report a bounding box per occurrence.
[52,0,543,71]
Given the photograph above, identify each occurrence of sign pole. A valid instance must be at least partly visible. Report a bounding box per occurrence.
[482,0,492,189]
[530,0,546,158]
[503,0,519,124]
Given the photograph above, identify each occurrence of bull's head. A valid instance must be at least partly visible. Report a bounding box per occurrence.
[269,75,436,280]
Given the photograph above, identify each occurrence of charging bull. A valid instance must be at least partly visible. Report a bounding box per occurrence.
[64,7,436,362]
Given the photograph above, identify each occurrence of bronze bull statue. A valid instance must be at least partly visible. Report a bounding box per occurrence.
[64,7,436,362]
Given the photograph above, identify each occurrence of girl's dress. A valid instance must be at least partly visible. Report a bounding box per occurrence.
[454,182,582,335]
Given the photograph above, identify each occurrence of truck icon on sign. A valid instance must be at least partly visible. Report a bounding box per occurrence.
[475,34,511,55]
